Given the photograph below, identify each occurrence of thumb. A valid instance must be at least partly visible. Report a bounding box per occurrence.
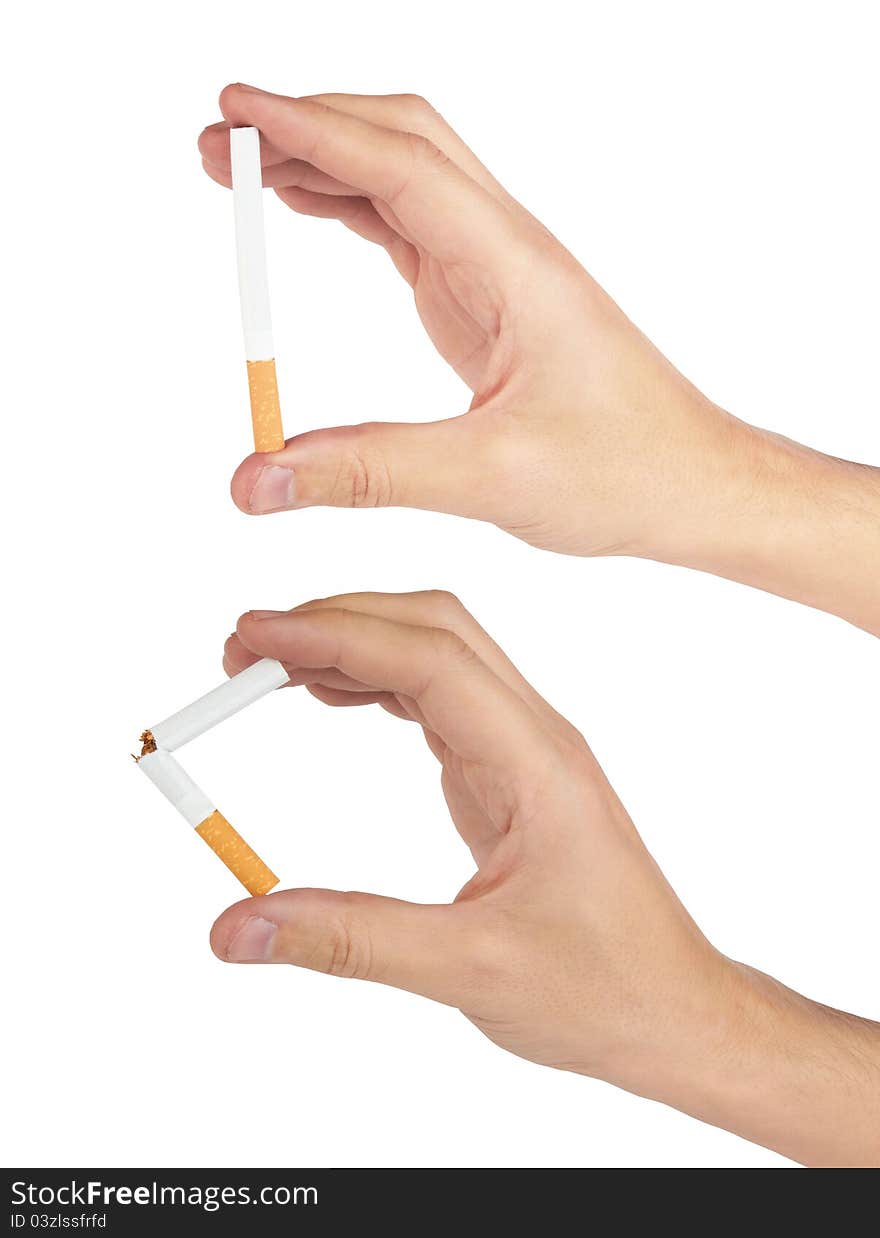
[210,887,481,1007]
[231,415,492,520]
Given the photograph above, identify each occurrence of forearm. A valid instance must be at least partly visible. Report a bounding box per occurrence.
[646,410,880,637]
[672,961,880,1166]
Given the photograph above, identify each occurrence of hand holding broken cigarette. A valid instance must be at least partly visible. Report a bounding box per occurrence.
[200,86,880,637]
[212,591,880,1167]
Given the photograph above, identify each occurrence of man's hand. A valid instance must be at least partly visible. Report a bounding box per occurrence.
[200,87,880,636]
[199,86,750,557]
[201,88,742,567]
[212,591,880,1165]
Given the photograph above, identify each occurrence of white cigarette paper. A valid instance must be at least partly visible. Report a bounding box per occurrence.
[231,126,273,361]
[148,658,289,752]
[138,748,215,827]
[137,749,279,896]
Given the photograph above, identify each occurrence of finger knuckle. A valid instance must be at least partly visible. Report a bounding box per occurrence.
[406,130,449,171]
[385,132,449,207]
[320,898,373,981]
[396,92,435,118]
[556,720,590,757]
[430,625,478,667]
[296,96,333,119]
[422,589,466,622]
[329,432,393,508]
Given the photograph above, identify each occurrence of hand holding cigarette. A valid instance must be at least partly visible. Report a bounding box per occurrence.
[213,591,880,1167]
[200,86,880,637]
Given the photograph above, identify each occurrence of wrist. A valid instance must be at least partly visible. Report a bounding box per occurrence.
[592,947,754,1122]
[640,408,880,636]
[623,956,880,1165]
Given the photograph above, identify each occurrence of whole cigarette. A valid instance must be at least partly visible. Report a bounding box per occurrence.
[231,126,285,453]
[138,749,278,896]
[148,658,289,752]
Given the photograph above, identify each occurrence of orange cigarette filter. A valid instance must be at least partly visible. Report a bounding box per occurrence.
[246,359,285,453]
[137,747,280,898]
[196,810,279,897]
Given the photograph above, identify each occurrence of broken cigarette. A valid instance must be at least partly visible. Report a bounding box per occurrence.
[147,657,290,751]
[136,658,289,895]
[138,749,278,896]
[231,126,285,454]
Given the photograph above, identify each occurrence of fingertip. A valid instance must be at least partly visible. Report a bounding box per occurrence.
[234,608,288,653]
[211,889,328,965]
[209,897,249,959]
[231,449,297,515]
[218,82,250,116]
[234,611,258,642]
[210,895,276,962]
[219,82,273,121]
[230,453,263,513]
[197,120,230,159]
[222,633,256,676]
[201,158,232,189]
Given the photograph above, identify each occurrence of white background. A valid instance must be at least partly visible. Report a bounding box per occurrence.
[1,0,877,1169]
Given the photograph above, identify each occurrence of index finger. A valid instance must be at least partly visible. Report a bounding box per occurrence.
[235,607,550,773]
[217,84,524,265]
